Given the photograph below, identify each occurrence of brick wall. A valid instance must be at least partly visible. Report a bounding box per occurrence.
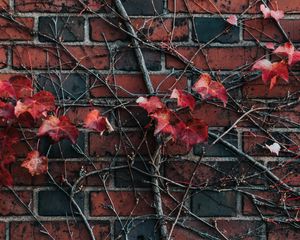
[1,0,300,239]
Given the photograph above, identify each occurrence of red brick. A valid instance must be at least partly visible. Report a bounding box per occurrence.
[163,140,191,156]
[132,18,189,42]
[15,0,108,12]
[0,191,32,216]
[165,161,237,188]
[244,19,300,42]
[90,18,127,42]
[12,45,109,70]
[268,223,300,240]
[0,17,33,41]
[90,74,187,97]
[168,0,261,13]
[166,47,264,70]
[0,47,7,68]
[191,103,238,127]
[0,222,5,240]
[243,131,300,156]
[10,221,110,240]
[269,0,300,13]
[0,0,9,11]
[89,131,156,157]
[90,191,154,216]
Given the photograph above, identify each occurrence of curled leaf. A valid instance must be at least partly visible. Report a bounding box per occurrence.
[136,96,165,114]
[265,142,281,156]
[192,73,227,106]
[226,15,238,26]
[22,150,48,176]
[274,42,300,66]
[170,89,195,111]
[38,115,79,144]
[260,4,284,22]
[84,109,114,134]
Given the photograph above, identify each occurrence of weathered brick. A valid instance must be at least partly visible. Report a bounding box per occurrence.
[15,0,107,12]
[90,18,127,42]
[10,221,110,240]
[166,47,264,70]
[116,106,150,127]
[268,223,300,240]
[0,222,5,240]
[267,161,300,187]
[194,130,238,157]
[0,0,9,11]
[89,131,156,157]
[114,161,152,188]
[244,19,300,42]
[115,48,161,71]
[191,190,237,217]
[194,18,239,43]
[90,74,187,97]
[115,220,160,239]
[168,0,261,13]
[120,0,163,15]
[90,191,154,216]
[0,17,33,40]
[37,73,87,99]
[132,18,189,42]
[38,190,84,216]
[0,191,32,216]
[12,45,109,70]
[39,132,85,159]
[165,160,262,188]
[39,17,84,42]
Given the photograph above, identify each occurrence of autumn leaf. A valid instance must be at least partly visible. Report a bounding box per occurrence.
[0,80,16,99]
[170,89,196,111]
[274,42,300,66]
[38,115,79,144]
[21,150,48,176]
[84,109,114,134]
[174,119,208,148]
[252,59,289,89]
[226,15,238,26]
[136,96,165,114]
[150,109,173,135]
[192,73,228,106]
[9,75,33,98]
[15,90,55,120]
[265,142,281,156]
[0,101,15,121]
[260,4,284,22]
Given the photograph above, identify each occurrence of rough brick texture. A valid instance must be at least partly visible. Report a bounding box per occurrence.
[1,1,300,240]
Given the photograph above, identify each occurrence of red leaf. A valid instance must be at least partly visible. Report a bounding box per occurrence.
[252,59,289,89]
[150,109,173,135]
[274,42,300,66]
[0,80,16,99]
[0,101,15,121]
[136,96,165,114]
[265,42,275,50]
[226,15,238,26]
[174,119,208,147]
[170,89,196,111]
[84,109,114,134]
[15,91,55,120]
[192,73,228,106]
[21,150,48,176]
[38,115,79,144]
[260,4,284,21]
[9,75,33,98]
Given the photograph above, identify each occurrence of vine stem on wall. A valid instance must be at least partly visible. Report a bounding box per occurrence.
[114,0,169,239]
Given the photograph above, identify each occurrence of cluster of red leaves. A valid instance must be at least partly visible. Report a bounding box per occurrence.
[252,42,300,89]
[0,76,114,186]
[137,74,227,149]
